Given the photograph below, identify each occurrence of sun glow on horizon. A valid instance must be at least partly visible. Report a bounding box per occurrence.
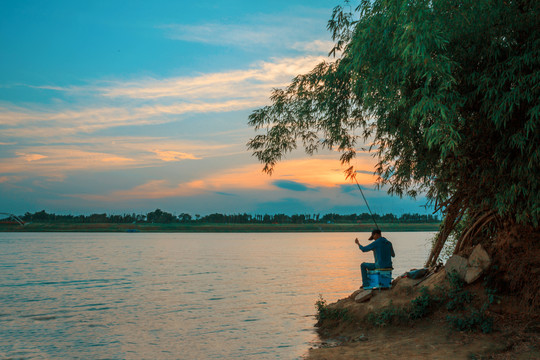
[67,157,378,202]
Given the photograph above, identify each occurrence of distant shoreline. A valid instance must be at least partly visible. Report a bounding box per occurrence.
[0,222,440,233]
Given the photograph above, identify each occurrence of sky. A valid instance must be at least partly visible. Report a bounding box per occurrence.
[0,0,433,217]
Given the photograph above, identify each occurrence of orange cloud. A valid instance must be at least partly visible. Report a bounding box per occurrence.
[151,150,201,162]
[0,138,228,179]
[0,148,136,178]
[16,153,48,162]
[75,156,378,201]
[204,156,377,191]
[75,179,206,201]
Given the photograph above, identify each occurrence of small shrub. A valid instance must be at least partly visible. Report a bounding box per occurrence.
[315,295,350,322]
[444,272,496,333]
[366,302,408,326]
[446,291,473,311]
[446,306,493,333]
[483,285,499,307]
[446,271,473,311]
[480,314,494,334]
[409,287,442,319]
[367,288,441,326]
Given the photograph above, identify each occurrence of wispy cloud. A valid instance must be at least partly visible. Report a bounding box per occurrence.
[1,55,325,141]
[162,23,276,48]
[151,150,200,162]
[74,179,206,201]
[356,169,374,175]
[0,36,344,208]
[0,54,328,184]
[0,148,136,177]
[68,156,378,202]
[0,175,22,184]
[273,180,314,192]
[160,11,330,51]
[0,137,231,180]
[15,152,48,162]
[98,56,325,100]
[291,40,334,53]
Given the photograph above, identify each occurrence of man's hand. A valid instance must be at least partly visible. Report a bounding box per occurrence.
[355,238,360,245]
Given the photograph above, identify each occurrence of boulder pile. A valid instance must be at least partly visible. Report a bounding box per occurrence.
[445,244,492,284]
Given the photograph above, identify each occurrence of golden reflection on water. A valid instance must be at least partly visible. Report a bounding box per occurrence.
[0,232,432,359]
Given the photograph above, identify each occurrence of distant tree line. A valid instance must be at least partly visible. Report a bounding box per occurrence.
[19,209,440,224]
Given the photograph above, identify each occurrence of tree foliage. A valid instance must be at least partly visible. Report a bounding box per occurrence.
[247,0,539,259]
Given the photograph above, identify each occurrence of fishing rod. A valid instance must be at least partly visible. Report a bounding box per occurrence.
[353,176,379,230]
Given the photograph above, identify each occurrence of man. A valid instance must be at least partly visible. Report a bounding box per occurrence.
[355,229,395,289]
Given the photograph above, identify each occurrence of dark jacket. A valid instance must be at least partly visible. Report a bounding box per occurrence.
[358,236,395,268]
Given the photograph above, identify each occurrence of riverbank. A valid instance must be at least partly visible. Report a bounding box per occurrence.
[306,267,539,359]
[0,222,440,232]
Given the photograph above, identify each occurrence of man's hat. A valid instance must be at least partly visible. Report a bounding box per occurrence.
[368,228,381,240]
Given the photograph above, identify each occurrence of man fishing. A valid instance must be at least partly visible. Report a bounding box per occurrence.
[355,229,395,289]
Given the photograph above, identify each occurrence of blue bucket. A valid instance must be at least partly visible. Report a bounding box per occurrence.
[366,270,392,289]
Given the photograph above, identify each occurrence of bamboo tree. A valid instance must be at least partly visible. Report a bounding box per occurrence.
[248,0,540,261]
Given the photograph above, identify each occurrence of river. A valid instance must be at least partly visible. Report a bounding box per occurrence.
[0,232,433,359]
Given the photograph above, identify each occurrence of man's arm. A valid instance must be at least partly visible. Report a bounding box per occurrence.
[390,243,395,257]
[358,239,378,252]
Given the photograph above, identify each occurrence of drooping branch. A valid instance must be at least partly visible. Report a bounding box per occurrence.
[248,0,540,265]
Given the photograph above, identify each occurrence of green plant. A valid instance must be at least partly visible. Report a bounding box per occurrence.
[367,287,442,326]
[444,273,496,333]
[483,277,499,308]
[409,287,442,319]
[446,271,473,311]
[366,301,408,326]
[364,271,497,332]
[446,307,493,333]
[315,295,350,322]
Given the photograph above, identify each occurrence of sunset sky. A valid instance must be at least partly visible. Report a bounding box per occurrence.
[1,0,432,216]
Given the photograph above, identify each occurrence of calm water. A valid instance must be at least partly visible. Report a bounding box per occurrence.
[0,232,432,359]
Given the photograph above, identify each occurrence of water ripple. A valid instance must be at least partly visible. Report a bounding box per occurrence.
[0,232,432,359]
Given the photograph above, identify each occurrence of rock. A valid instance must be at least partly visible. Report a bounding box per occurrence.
[350,289,363,300]
[464,266,484,284]
[445,255,469,280]
[318,340,341,349]
[468,244,491,270]
[354,289,373,303]
[352,334,368,342]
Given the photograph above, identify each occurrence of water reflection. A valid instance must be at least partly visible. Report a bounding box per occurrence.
[0,232,432,359]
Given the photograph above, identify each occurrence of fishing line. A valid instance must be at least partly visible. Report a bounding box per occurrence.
[354,177,379,230]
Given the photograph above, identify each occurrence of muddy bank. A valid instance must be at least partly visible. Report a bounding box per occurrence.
[306,267,539,359]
